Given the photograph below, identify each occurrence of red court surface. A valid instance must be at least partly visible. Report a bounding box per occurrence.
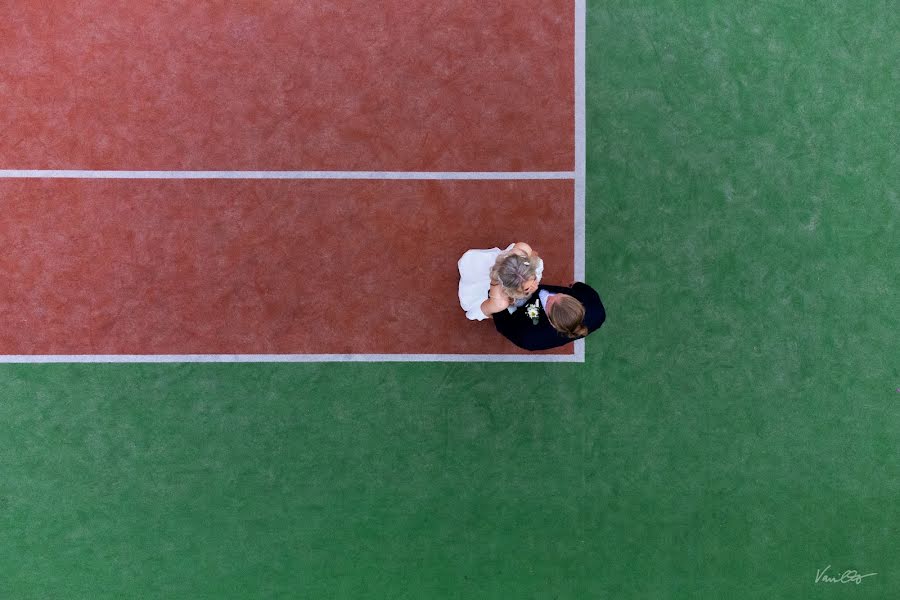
[0,179,574,355]
[1,1,579,359]
[0,1,573,171]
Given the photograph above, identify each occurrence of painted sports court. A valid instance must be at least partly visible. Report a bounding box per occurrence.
[2,1,897,598]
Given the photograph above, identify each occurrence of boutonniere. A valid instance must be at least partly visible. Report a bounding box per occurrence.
[525,300,541,324]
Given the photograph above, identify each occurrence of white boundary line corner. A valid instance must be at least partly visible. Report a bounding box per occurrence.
[1,2,587,364]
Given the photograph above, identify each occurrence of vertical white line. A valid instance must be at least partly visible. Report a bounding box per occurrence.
[574,0,586,281]
[574,0,587,362]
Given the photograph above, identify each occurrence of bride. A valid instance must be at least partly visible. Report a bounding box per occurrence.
[457,242,543,321]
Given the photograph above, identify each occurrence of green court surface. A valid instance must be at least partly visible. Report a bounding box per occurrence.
[2,2,898,598]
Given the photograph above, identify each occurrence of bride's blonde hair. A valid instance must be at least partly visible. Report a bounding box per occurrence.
[490,251,539,300]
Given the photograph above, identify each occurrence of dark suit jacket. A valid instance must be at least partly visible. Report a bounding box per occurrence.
[493,282,606,351]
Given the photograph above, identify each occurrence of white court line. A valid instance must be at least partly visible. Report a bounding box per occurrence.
[0,170,574,180]
[573,0,587,363]
[574,0,586,283]
[2,2,587,364]
[0,354,578,363]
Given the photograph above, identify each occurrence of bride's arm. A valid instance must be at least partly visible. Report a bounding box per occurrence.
[480,283,511,316]
[513,242,533,256]
[513,242,540,264]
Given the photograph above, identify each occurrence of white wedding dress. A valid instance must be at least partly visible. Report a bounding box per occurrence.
[457,243,544,321]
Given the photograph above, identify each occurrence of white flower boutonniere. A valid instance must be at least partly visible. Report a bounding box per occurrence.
[525,301,541,325]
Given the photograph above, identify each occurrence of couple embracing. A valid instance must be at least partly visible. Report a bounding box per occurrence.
[458,242,605,350]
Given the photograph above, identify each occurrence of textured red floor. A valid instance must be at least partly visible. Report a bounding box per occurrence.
[0,1,573,171]
[0,179,574,355]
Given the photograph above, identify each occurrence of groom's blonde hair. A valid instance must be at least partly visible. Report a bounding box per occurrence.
[547,294,589,338]
[490,252,539,300]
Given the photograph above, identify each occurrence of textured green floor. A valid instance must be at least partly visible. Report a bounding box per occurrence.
[2,2,898,598]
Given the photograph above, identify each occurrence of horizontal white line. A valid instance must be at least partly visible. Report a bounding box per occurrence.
[0,353,580,363]
[0,170,575,180]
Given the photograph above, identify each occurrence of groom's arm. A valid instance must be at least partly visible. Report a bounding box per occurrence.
[538,283,572,295]
[493,308,526,345]
[493,310,546,351]
[570,282,601,303]
[571,282,606,330]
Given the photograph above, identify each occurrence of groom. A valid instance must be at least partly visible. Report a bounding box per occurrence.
[493,282,606,351]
